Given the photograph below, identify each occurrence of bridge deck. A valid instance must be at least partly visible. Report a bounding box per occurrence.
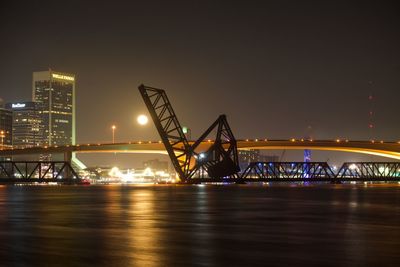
[1,140,400,160]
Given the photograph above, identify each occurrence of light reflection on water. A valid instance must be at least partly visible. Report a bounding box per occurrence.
[0,184,399,266]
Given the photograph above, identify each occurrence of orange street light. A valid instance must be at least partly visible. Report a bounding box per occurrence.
[0,130,4,149]
[111,125,116,144]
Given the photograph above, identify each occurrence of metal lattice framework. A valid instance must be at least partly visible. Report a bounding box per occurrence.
[138,84,240,181]
[241,162,336,179]
[191,115,240,178]
[0,161,79,179]
[138,85,192,179]
[336,162,400,179]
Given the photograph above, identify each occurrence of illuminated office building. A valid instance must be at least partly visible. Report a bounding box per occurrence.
[5,102,42,148]
[32,70,75,146]
[238,149,261,171]
[238,149,279,170]
[0,107,13,148]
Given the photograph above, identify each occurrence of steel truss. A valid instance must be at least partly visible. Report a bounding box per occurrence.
[0,161,79,179]
[191,115,240,179]
[336,162,400,179]
[241,162,336,179]
[138,84,240,181]
[138,85,192,180]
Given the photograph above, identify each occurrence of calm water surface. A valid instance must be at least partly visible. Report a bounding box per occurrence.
[0,183,399,266]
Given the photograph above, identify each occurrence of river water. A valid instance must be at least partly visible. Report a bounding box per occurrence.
[0,183,399,266]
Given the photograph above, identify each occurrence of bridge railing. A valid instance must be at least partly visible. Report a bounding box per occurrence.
[241,162,336,179]
[336,162,400,179]
[0,161,80,179]
[239,161,400,181]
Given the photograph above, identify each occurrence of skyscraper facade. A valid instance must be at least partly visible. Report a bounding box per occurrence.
[5,101,42,148]
[0,107,13,148]
[238,149,261,171]
[32,70,75,146]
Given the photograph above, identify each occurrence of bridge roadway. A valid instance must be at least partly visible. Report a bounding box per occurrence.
[1,139,400,160]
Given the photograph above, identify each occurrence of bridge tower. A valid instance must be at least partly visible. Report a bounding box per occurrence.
[304,149,311,163]
[138,84,240,182]
[368,81,375,141]
[303,126,312,178]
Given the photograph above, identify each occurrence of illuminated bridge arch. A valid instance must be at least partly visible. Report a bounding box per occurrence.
[1,140,400,161]
[236,140,400,161]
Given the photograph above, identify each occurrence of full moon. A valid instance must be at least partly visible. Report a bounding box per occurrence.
[137,115,149,125]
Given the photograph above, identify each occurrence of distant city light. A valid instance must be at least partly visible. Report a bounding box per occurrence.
[106,166,174,183]
[137,114,149,125]
[349,164,358,170]
[11,103,26,108]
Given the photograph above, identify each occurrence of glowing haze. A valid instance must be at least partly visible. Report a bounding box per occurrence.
[0,1,399,167]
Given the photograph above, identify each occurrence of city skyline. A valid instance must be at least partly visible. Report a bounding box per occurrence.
[1,1,400,167]
[1,2,399,266]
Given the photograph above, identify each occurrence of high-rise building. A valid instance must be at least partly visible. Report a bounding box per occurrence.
[238,149,261,171]
[238,149,279,171]
[5,102,42,148]
[32,70,86,170]
[0,106,13,148]
[32,70,75,146]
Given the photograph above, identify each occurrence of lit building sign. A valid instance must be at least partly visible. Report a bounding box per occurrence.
[52,73,75,81]
[12,103,26,108]
[55,119,69,123]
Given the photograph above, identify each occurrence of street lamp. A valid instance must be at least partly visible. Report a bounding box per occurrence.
[0,130,4,149]
[182,126,191,140]
[111,125,116,144]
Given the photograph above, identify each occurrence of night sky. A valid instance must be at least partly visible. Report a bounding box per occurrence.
[1,1,399,167]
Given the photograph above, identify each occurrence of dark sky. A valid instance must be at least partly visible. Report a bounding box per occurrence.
[1,1,399,166]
